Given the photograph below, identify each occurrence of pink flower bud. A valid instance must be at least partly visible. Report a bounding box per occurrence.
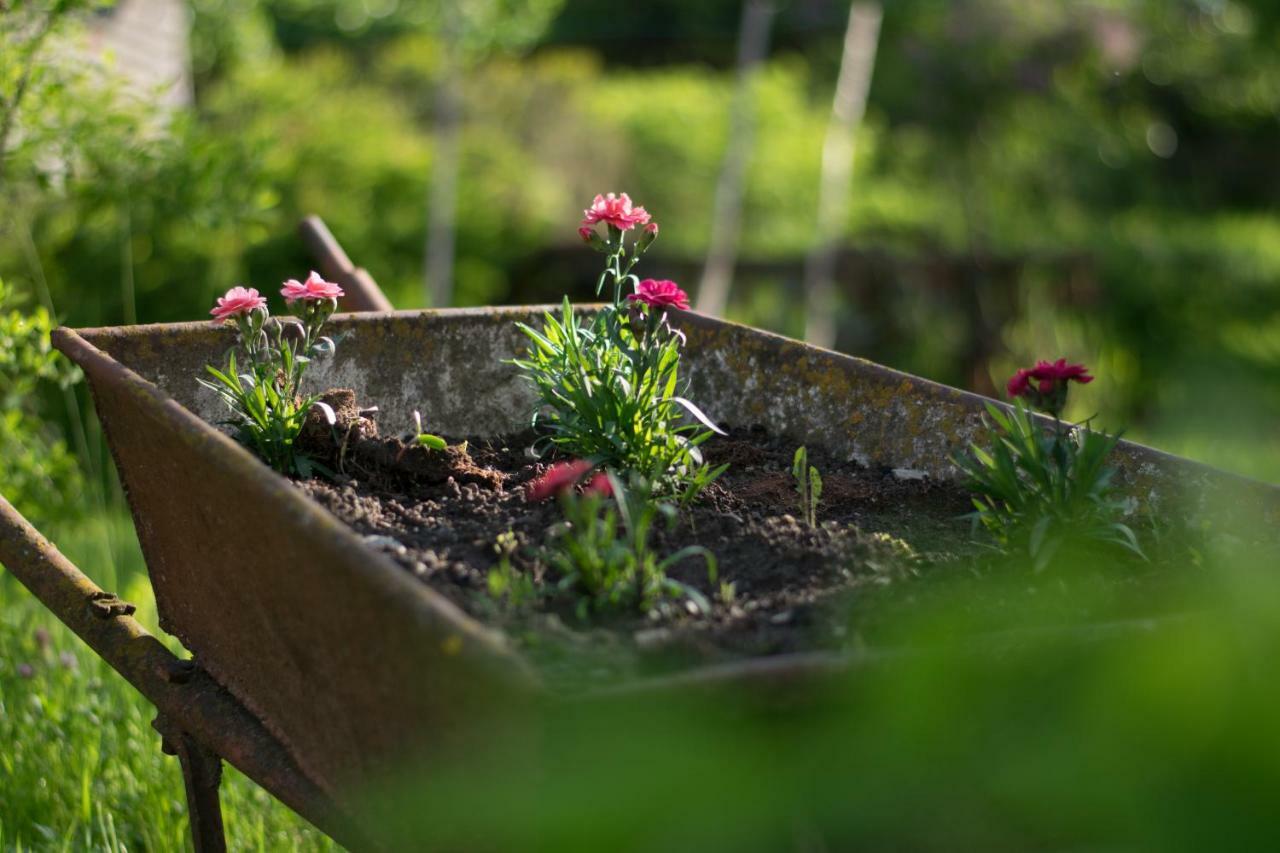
[582,472,613,498]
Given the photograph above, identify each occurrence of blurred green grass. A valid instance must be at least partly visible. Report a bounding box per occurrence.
[0,511,338,851]
[355,536,1280,851]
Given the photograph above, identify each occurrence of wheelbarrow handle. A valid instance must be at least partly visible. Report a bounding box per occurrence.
[298,215,395,313]
[0,493,372,850]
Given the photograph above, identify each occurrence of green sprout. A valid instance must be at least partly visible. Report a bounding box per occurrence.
[412,410,447,450]
[486,530,534,609]
[792,446,823,529]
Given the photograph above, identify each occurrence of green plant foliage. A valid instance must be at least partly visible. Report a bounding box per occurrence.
[956,401,1143,571]
[513,217,725,498]
[515,297,724,498]
[486,530,535,609]
[411,409,447,450]
[198,292,339,475]
[544,473,716,615]
[0,280,83,523]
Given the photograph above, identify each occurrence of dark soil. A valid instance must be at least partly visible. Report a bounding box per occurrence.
[293,389,986,688]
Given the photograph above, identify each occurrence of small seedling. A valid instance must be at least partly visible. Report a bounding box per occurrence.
[486,530,534,609]
[792,446,823,528]
[412,410,447,450]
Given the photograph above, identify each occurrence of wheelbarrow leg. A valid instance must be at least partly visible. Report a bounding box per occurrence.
[155,715,227,852]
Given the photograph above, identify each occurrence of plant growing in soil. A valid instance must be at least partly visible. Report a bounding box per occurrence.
[200,273,343,475]
[411,410,447,451]
[512,193,726,499]
[956,359,1143,570]
[520,460,717,615]
[487,530,534,609]
[792,446,823,528]
[540,468,718,616]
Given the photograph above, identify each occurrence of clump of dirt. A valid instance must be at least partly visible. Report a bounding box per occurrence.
[297,388,502,491]
[294,391,979,687]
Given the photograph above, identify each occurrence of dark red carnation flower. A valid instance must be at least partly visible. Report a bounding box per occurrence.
[1028,358,1093,386]
[1005,358,1094,417]
[1006,368,1032,398]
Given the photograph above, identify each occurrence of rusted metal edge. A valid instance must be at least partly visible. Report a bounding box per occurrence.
[0,493,376,850]
[51,326,537,687]
[298,216,395,313]
[669,309,1279,496]
[582,613,1205,704]
[69,305,1279,500]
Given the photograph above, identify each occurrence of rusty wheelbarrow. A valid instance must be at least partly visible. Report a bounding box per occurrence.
[3,217,1278,850]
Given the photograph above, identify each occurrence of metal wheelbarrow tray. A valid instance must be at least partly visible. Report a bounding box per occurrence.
[9,301,1279,848]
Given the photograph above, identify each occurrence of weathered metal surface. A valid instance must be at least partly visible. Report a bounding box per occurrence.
[52,327,539,811]
[0,494,371,849]
[48,305,1280,837]
[72,306,1278,508]
[299,215,395,313]
[153,715,227,853]
[672,311,1280,514]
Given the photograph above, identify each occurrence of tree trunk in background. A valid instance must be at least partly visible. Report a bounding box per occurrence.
[425,38,461,308]
[694,0,775,317]
[803,2,882,349]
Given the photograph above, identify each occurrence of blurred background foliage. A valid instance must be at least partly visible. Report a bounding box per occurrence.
[3,0,1280,845]
[2,0,1278,498]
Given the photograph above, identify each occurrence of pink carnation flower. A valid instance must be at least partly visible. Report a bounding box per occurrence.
[210,286,267,323]
[281,271,345,304]
[644,222,659,236]
[581,192,651,231]
[627,279,690,311]
[582,472,613,498]
[525,460,595,502]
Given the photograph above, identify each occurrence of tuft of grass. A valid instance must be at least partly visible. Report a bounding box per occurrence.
[0,511,339,851]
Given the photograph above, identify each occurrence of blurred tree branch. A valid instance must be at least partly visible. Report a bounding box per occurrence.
[695,0,775,317]
[0,0,68,188]
[803,1,881,349]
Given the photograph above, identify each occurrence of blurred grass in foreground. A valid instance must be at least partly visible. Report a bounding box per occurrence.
[356,526,1280,851]
[0,510,336,851]
[1,441,1277,850]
